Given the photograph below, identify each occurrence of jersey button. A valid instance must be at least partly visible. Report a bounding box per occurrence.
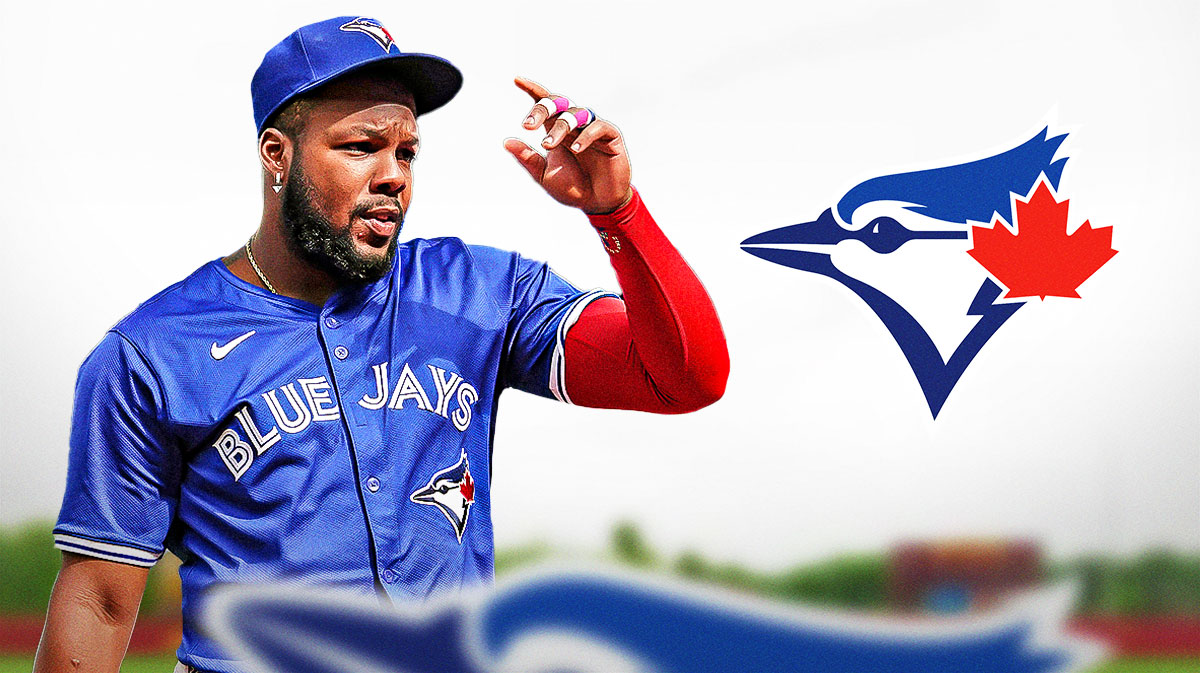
[324,316,340,329]
[382,569,397,584]
[366,476,381,493]
[334,345,349,360]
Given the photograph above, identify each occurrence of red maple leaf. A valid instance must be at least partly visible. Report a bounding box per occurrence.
[967,180,1116,299]
[459,471,475,503]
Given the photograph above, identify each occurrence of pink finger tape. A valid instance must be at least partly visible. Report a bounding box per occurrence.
[574,108,595,128]
[535,97,571,118]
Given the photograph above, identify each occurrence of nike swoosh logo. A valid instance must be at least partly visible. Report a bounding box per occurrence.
[211,330,257,360]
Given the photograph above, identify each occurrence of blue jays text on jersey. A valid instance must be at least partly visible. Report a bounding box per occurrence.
[53,237,614,673]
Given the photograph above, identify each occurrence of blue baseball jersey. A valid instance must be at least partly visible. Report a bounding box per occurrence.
[54,237,614,672]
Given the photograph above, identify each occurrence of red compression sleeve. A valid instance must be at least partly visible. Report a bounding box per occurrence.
[563,187,730,413]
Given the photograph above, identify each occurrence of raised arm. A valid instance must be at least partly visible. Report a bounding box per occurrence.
[33,552,149,673]
[503,78,729,413]
[566,189,728,412]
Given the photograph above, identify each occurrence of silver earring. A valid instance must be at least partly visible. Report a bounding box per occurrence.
[272,172,283,194]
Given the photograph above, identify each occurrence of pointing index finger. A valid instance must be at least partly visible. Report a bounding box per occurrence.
[514,76,550,101]
[516,77,567,131]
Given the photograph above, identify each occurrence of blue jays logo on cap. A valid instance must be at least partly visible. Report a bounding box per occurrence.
[411,450,475,542]
[742,126,1117,418]
[251,16,463,134]
[339,17,395,52]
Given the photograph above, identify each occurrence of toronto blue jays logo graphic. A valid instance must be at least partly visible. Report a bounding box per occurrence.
[203,569,1105,672]
[339,17,395,52]
[741,127,1116,417]
[411,450,475,542]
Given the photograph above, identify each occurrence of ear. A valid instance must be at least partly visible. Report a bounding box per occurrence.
[258,128,291,182]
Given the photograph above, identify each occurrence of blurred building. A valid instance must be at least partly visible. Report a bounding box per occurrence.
[889,539,1043,614]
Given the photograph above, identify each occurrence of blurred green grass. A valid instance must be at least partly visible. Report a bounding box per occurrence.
[2,655,1199,672]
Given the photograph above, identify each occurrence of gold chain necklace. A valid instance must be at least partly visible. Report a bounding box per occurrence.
[245,237,278,295]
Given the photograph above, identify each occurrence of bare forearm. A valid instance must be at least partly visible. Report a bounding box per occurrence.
[33,554,147,673]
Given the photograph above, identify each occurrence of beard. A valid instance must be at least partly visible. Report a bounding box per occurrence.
[280,159,403,284]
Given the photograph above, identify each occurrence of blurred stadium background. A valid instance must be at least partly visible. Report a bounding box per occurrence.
[1,520,1197,672]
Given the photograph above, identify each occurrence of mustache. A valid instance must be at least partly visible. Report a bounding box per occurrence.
[351,199,405,222]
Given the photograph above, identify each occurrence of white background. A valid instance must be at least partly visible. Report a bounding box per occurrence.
[1,0,1196,569]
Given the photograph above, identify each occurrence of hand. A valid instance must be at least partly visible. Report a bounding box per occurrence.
[503,76,633,215]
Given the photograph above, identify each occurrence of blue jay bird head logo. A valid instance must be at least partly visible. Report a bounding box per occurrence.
[741,127,1117,418]
[411,450,475,542]
[339,17,396,52]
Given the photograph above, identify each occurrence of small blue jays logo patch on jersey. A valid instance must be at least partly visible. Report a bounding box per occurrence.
[339,17,395,53]
[741,127,1116,418]
[411,450,475,542]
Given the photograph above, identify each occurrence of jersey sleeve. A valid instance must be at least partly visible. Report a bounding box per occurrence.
[52,330,179,567]
[501,253,617,402]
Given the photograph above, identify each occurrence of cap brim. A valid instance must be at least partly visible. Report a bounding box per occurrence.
[262,51,462,132]
[345,52,463,116]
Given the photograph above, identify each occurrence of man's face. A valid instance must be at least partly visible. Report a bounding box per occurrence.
[280,73,419,284]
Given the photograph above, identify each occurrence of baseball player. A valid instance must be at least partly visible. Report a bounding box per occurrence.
[34,16,728,673]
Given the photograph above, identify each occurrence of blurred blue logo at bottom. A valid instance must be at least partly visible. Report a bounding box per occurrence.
[204,569,1105,673]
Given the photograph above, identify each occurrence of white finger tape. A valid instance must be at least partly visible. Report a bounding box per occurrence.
[535,97,557,117]
[557,111,581,131]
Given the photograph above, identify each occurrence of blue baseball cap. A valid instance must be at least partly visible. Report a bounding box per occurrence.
[251,16,463,134]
